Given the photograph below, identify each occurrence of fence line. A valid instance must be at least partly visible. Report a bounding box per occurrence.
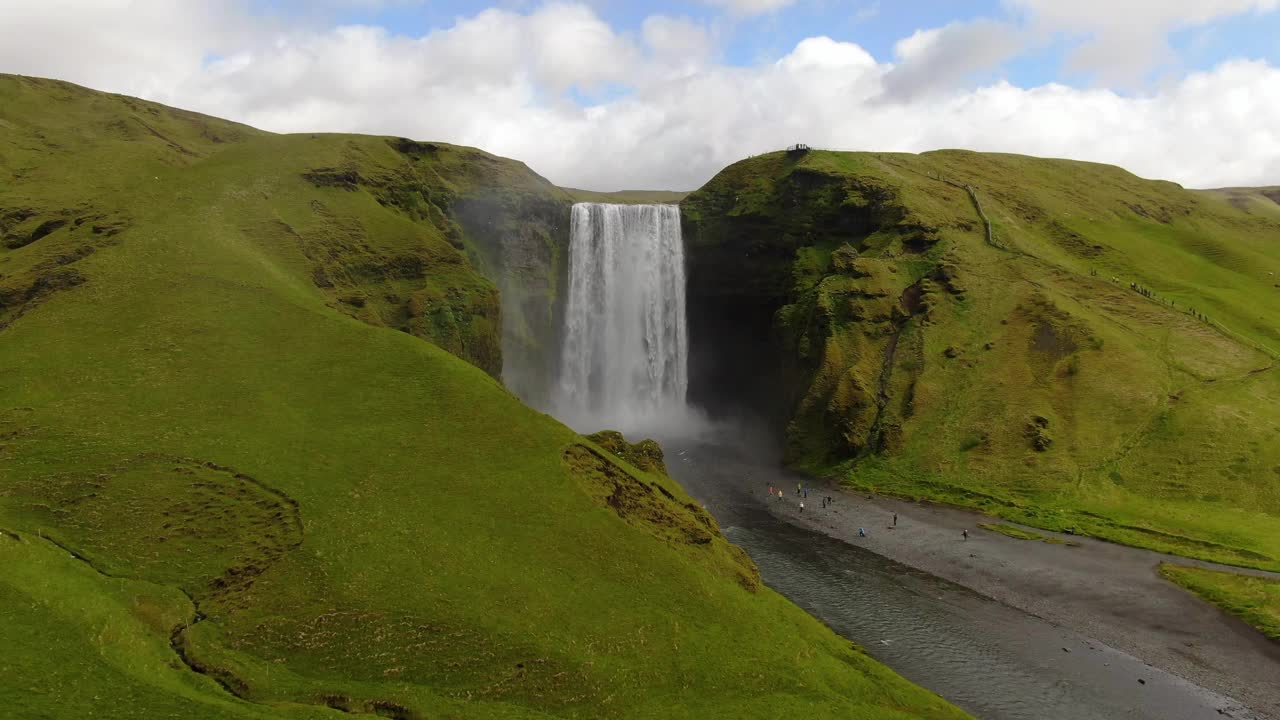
[929,171,1000,251]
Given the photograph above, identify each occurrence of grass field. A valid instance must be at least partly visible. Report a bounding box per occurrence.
[0,75,970,719]
[682,148,1280,572]
[1160,564,1280,641]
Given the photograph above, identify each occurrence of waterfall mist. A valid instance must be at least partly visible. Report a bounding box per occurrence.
[553,203,706,435]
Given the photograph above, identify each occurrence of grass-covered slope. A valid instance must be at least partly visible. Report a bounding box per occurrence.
[682,148,1280,571]
[1208,186,1280,222]
[560,188,689,204]
[0,75,967,719]
[1159,564,1280,641]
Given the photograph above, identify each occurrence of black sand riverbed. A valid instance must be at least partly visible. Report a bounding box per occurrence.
[662,436,1280,720]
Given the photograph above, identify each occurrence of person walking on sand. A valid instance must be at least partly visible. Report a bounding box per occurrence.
[893,512,898,527]
[796,482,802,496]
[800,501,805,513]
[962,529,968,541]
[858,527,867,537]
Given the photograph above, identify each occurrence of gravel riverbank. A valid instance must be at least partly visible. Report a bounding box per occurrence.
[774,476,1280,720]
[663,436,1280,720]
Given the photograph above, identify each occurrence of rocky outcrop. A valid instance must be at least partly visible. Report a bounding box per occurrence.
[681,152,940,466]
[297,139,573,384]
[0,204,127,330]
[570,432,761,592]
[451,190,570,407]
[373,139,572,398]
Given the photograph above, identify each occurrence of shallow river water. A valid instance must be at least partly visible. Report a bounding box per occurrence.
[662,437,1260,720]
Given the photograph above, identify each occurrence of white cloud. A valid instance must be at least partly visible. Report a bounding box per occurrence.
[1006,0,1280,82]
[1010,0,1279,30]
[638,15,720,82]
[0,0,253,99]
[1,1,1278,191]
[777,36,877,71]
[884,20,1025,99]
[696,0,797,17]
[526,3,639,90]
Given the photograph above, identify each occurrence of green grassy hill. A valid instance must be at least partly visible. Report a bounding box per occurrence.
[682,148,1280,572]
[560,188,689,204]
[0,76,967,719]
[1208,186,1280,222]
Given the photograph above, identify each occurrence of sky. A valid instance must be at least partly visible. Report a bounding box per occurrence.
[1,0,1278,190]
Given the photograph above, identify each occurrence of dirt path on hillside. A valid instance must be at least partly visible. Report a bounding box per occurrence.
[771,476,1280,719]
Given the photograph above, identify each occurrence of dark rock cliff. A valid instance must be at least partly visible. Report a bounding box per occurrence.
[681,151,944,466]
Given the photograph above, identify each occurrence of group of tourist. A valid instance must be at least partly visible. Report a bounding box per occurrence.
[765,482,971,542]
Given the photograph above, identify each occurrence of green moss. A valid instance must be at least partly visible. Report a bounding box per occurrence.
[684,152,942,467]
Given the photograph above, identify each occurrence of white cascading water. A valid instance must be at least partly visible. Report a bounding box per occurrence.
[554,203,690,433]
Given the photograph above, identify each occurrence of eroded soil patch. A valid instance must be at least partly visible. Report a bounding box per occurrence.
[565,441,760,591]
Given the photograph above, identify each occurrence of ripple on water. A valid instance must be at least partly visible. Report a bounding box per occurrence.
[713,510,1251,720]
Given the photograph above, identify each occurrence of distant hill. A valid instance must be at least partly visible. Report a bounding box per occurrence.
[0,75,967,720]
[1205,186,1280,220]
[561,187,689,204]
[683,148,1280,571]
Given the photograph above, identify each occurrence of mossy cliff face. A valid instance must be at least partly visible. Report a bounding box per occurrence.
[298,136,572,385]
[581,430,761,592]
[682,148,1280,571]
[447,164,571,408]
[681,150,948,464]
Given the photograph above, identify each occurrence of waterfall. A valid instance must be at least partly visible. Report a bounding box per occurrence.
[554,203,690,432]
